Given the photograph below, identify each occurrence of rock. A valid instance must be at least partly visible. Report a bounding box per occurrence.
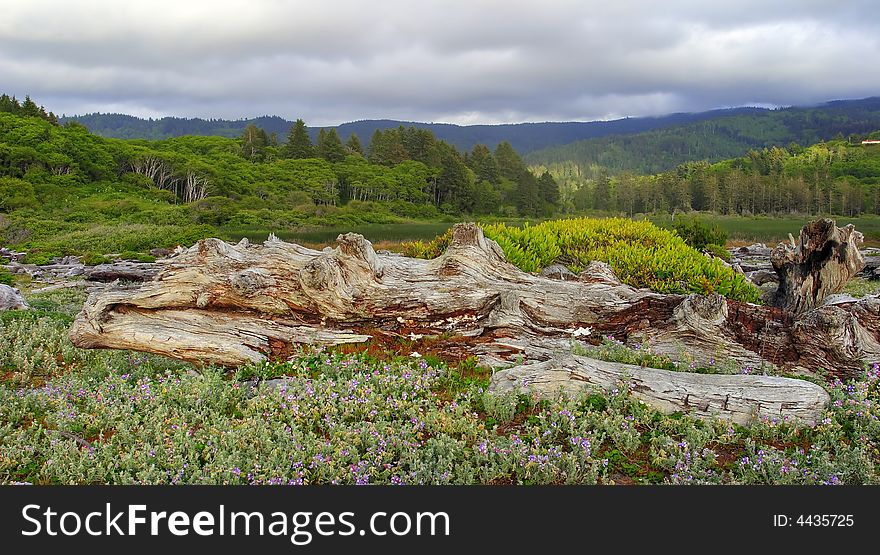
[0,247,26,263]
[747,269,779,286]
[861,255,880,280]
[0,284,29,310]
[539,264,578,281]
[52,255,82,266]
[736,243,772,256]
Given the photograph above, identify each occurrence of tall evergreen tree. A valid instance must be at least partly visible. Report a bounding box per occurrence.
[345,133,364,156]
[494,141,527,181]
[468,144,501,184]
[0,94,20,114]
[368,129,407,166]
[594,171,613,211]
[537,171,560,208]
[515,172,541,217]
[317,128,346,163]
[283,119,314,159]
[241,123,268,161]
[20,95,42,118]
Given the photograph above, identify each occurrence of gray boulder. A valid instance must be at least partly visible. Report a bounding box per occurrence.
[0,284,29,311]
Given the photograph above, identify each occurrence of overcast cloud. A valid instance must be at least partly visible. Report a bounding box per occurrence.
[1,0,878,125]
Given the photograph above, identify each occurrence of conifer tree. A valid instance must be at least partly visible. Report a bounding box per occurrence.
[283,119,314,159]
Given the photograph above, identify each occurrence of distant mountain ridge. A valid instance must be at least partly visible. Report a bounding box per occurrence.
[526,96,880,174]
[64,106,769,154]
[64,97,880,167]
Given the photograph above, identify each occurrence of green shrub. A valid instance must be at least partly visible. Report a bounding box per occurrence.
[81,252,112,266]
[704,243,731,261]
[22,251,59,265]
[118,251,156,263]
[400,229,453,258]
[668,217,727,250]
[0,268,14,286]
[410,218,760,303]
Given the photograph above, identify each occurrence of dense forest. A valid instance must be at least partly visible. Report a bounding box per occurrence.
[0,96,559,261]
[527,97,880,175]
[535,135,880,217]
[4,92,880,263]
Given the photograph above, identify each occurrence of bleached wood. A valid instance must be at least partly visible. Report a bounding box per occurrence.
[488,354,830,425]
[772,219,865,313]
[69,223,880,378]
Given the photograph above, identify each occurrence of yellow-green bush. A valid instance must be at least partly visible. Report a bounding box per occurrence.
[405,218,761,303]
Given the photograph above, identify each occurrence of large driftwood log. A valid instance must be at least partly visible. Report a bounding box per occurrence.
[489,354,830,425]
[772,219,865,313]
[70,223,880,378]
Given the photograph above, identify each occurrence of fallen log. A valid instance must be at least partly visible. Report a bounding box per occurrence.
[488,354,830,425]
[69,223,880,378]
[84,261,162,282]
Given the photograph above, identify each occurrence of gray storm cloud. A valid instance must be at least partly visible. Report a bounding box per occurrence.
[0,0,878,124]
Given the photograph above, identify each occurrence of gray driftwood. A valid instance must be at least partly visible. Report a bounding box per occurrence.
[772,219,865,313]
[69,223,880,380]
[489,354,830,425]
[84,261,162,282]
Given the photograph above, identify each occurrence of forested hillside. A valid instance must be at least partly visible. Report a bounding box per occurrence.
[527,97,880,175]
[538,133,880,217]
[0,97,558,261]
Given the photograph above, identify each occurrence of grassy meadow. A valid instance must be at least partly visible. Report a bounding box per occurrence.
[1,283,880,485]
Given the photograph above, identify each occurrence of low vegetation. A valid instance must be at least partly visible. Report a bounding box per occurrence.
[1,290,878,485]
[403,217,761,302]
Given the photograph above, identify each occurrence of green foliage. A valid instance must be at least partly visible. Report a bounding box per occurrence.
[669,217,727,250]
[81,252,111,266]
[0,267,14,286]
[4,292,880,485]
[400,229,453,259]
[480,218,761,302]
[703,243,731,262]
[117,251,156,263]
[282,119,314,159]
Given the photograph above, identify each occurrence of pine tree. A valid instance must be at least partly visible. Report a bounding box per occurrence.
[594,171,612,211]
[368,129,407,166]
[241,123,268,161]
[283,119,314,159]
[317,128,346,163]
[345,133,364,156]
[21,95,42,118]
[494,141,527,181]
[468,144,501,184]
[515,172,541,217]
[538,171,560,208]
[0,94,19,114]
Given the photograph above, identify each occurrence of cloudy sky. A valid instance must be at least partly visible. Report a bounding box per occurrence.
[1,0,878,125]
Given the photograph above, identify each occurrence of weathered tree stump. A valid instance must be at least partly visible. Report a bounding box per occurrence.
[772,219,865,313]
